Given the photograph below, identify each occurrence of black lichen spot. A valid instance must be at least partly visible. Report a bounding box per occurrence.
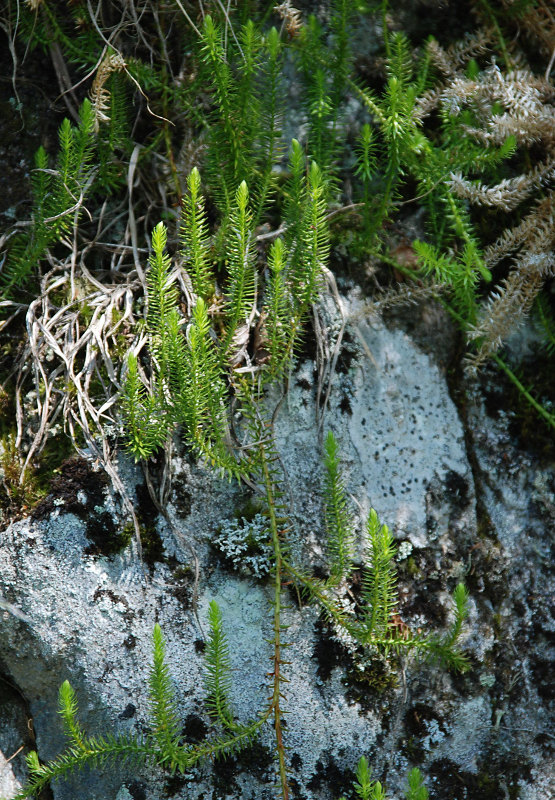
[119,703,136,720]
[236,741,273,781]
[171,477,192,519]
[455,541,508,605]
[288,566,327,610]
[164,773,187,797]
[32,457,131,557]
[92,587,128,606]
[92,589,135,624]
[313,617,397,711]
[404,585,448,628]
[171,565,193,610]
[529,656,555,700]
[307,754,354,798]
[345,652,398,707]
[182,714,208,744]
[444,470,470,511]
[212,754,241,798]
[33,457,108,517]
[401,703,447,763]
[194,639,206,654]
[313,618,347,681]
[135,483,166,568]
[339,394,353,415]
[135,482,159,527]
[127,780,147,800]
[289,776,304,800]
[312,565,329,582]
[536,731,555,751]
[84,511,130,557]
[396,546,448,628]
[234,496,264,524]
[173,583,191,610]
[428,756,531,800]
[123,634,137,650]
[210,741,273,796]
[335,330,358,374]
[291,753,303,771]
[286,579,312,609]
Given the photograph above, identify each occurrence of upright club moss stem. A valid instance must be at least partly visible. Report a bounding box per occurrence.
[259,441,290,800]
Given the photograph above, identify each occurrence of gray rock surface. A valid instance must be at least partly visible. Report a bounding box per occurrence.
[0,752,21,800]
[0,291,554,800]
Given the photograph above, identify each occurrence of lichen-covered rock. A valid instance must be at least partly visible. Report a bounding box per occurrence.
[0,294,553,800]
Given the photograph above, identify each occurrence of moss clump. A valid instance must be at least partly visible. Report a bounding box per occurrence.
[85,513,132,557]
[346,651,399,697]
[133,482,167,569]
[0,433,45,516]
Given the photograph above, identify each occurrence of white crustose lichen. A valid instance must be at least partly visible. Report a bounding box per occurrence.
[213,513,273,578]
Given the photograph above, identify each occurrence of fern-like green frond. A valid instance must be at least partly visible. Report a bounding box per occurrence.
[58,680,86,750]
[12,733,154,800]
[419,583,470,672]
[252,25,283,225]
[262,237,291,379]
[204,601,236,730]
[179,298,241,478]
[164,308,189,406]
[354,756,386,800]
[122,352,171,461]
[353,756,373,799]
[296,16,328,164]
[355,123,379,186]
[362,509,398,640]
[283,138,308,270]
[1,100,96,296]
[340,759,429,800]
[307,67,334,170]
[329,0,355,112]
[199,14,239,214]
[293,161,329,311]
[53,99,95,225]
[149,624,181,768]
[95,71,132,194]
[176,718,263,769]
[236,19,263,158]
[145,222,192,422]
[377,33,420,186]
[147,222,179,339]
[386,32,414,90]
[72,98,96,175]
[405,768,429,800]
[224,181,257,360]
[257,160,328,384]
[414,239,481,324]
[296,3,353,183]
[57,118,74,192]
[444,582,470,649]
[181,168,213,299]
[30,145,50,220]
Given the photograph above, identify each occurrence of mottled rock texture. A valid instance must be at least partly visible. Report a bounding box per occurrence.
[1,293,554,800]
